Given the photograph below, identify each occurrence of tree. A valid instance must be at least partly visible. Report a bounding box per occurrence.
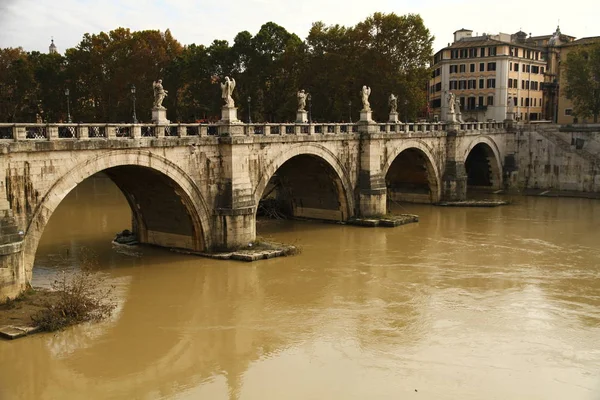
[563,42,600,123]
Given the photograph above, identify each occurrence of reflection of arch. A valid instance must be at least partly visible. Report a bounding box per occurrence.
[463,136,503,189]
[254,144,355,219]
[383,140,442,203]
[23,150,212,282]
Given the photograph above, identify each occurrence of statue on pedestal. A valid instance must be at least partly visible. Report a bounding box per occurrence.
[447,92,456,114]
[361,85,371,111]
[389,94,398,113]
[297,90,307,111]
[220,76,236,107]
[153,80,168,109]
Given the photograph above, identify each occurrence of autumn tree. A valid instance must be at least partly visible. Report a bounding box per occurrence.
[563,42,600,123]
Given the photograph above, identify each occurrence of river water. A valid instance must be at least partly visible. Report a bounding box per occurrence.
[1,175,599,400]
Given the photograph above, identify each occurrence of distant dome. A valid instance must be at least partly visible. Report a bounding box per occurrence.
[49,38,58,54]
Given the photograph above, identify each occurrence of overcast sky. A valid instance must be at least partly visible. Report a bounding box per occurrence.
[0,0,597,54]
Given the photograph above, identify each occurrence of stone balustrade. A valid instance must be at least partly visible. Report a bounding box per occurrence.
[0,120,507,143]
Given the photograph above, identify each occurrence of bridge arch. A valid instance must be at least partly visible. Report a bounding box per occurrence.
[254,143,355,221]
[383,140,442,204]
[463,136,503,190]
[23,150,212,283]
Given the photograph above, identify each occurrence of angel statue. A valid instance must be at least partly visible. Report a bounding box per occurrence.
[221,76,236,107]
[389,93,398,113]
[447,92,456,114]
[297,89,307,111]
[361,85,371,111]
[153,79,168,109]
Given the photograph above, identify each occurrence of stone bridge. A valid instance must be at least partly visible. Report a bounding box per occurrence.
[0,119,514,298]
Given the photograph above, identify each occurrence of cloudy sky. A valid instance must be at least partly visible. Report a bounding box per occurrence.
[0,0,597,54]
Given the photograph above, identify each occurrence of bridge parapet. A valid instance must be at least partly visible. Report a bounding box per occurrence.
[0,120,507,145]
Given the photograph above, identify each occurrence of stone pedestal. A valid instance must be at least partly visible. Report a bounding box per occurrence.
[152,107,170,124]
[220,106,240,123]
[447,112,457,123]
[506,111,515,121]
[389,112,399,123]
[360,110,373,122]
[296,110,308,123]
[456,112,464,123]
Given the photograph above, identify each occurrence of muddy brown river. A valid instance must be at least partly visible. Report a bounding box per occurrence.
[1,175,599,399]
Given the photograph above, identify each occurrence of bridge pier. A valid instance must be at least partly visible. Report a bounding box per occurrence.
[358,123,387,217]
[212,135,257,251]
[442,130,467,201]
[0,211,26,300]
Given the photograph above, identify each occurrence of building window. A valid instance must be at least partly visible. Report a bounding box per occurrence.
[435,82,442,92]
[526,81,530,90]
[459,64,466,73]
[526,65,530,73]
[514,63,519,72]
[513,97,518,107]
[470,63,475,72]
[487,96,494,106]
[541,67,545,74]
[480,47,486,57]
[479,62,485,72]
[487,78,496,88]
[532,66,539,74]
[450,65,457,74]
[488,47,497,56]
[487,62,496,71]
[565,108,573,116]
[450,80,457,90]
[510,62,512,71]
[508,79,512,88]
[525,98,529,107]
[459,80,467,90]
[479,79,484,89]
[478,96,484,107]
[467,97,476,110]
[469,48,476,58]
[521,80,525,89]
[521,98,524,106]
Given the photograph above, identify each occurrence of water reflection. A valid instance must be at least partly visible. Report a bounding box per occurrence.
[0,176,599,399]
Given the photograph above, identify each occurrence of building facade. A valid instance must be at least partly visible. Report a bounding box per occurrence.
[555,36,600,124]
[430,29,555,123]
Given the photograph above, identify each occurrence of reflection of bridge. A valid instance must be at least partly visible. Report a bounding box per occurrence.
[0,119,514,298]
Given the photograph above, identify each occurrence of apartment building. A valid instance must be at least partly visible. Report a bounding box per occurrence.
[429,29,549,122]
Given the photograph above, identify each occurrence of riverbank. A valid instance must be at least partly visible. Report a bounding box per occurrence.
[0,287,60,339]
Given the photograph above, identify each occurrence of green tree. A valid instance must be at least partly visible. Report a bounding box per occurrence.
[563,42,600,123]
[0,48,37,122]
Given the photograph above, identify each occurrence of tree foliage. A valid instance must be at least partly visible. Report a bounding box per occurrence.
[563,42,600,123]
[0,13,433,123]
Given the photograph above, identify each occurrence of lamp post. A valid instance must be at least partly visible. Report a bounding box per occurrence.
[131,84,138,123]
[404,99,408,123]
[64,88,72,123]
[307,93,312,124]
[247,96,252,123]
[348,100,352,123]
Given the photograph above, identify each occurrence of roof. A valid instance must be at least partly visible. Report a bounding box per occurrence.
[561,36,600,47]
[440,37,543,51]
[453,28,473,34]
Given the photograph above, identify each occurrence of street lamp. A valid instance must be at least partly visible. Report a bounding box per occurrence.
[131,84,138,123]
[348,100,352,123]
[404,99,408,123]
[64,88,72,123]
[307,93,312,124]
[247,96,252,123]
